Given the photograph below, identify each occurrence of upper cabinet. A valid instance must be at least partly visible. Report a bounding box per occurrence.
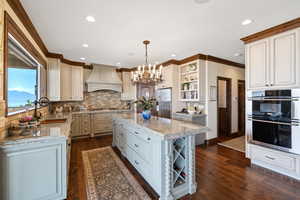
[47,58,84,101]
[246,28,300,90]
[47,58,61,101]
[156,65,175,89]
[270,30,299,87]
[121,71,136,100]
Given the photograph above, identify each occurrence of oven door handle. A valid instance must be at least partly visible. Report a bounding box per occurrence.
[248,98,299,101]
[248,118,299,126]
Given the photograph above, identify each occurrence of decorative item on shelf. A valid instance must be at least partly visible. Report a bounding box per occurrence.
[131,40,163,84]
[189,63,197,71]
[133,96,156,120]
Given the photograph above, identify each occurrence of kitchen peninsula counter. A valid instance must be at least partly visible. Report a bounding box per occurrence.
[112,113,209,200]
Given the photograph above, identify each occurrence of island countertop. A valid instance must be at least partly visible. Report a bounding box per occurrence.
[112,112,209,140]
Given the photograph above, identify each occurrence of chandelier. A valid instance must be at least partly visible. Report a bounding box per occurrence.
[131,40,163,84]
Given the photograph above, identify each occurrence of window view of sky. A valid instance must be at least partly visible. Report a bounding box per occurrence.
[8,68,37,107]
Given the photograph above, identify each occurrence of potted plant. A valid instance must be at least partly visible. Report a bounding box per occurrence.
[133,96,156,120]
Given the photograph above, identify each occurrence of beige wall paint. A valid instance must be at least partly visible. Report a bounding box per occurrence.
[0,0,48,137]
[206,61,245,140]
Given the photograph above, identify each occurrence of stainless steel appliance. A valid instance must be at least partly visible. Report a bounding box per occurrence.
[156,88,172,118]
[247,89,300,154]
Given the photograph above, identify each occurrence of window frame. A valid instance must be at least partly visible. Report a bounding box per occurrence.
[3,11,46,117]
[6,34,41,116]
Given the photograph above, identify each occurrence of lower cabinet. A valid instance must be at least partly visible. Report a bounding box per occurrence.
[0,139,67,200]
[71,113,91,138]
[91,113,113,136]
[249,144,300,180]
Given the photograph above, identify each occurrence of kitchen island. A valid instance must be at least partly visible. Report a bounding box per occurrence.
[112,113,209,200]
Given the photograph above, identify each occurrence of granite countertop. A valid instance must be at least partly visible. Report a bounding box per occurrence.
[72,109,131,114]
[112,113,209,140]
[0,113,72,148]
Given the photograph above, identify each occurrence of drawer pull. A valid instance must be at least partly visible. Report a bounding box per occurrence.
[134,160,139,165]
[265,156,275,160]
[134,144,139,148]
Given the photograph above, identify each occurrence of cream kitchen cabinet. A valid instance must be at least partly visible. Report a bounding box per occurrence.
[91,113,113,136]
[71,66,84,101]
[121,71,136,100]
[246,38,269,89]
[156,65,175,89]
[246,28,300,90]
[47,58,61,101]
[71,113,91,138]
[47,58,84,101]
[60,63,72,101]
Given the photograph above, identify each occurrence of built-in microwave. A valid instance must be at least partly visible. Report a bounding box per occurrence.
[247,89,300,154]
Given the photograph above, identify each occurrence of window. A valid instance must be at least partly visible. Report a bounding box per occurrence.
[6,35,40,115]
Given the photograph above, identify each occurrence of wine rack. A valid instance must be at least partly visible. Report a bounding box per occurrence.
[172,137,187,188]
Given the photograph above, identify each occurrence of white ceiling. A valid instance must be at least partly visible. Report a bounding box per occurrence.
[21,0,300,67]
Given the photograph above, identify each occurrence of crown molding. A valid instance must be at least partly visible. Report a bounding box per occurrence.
[241,17,300,44]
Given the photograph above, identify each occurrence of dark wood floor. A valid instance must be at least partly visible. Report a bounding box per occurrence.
[67,136,300,200]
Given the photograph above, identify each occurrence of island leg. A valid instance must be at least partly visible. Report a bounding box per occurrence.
[188,135,197,194]
[160,140,175,200]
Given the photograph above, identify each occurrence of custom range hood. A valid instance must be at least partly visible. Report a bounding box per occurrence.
[86,64,122,92]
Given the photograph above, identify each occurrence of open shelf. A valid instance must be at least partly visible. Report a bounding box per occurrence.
[172,137,187,188]
[179,62,199,101]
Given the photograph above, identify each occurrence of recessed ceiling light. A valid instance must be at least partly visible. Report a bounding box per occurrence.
[242,19,253,26]
[116,62,121,66]
[194,0,210,4]
[80,57,86,61]
[82,44,89,48]
[171,54,177,58]
[234,53,243,57]
[85,16,96,22]
[128,52,135,56]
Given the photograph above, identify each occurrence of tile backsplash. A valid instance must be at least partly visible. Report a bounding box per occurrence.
[50,90,132,112]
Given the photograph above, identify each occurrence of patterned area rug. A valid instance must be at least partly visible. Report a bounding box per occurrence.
[218,136,245,153]
[82,147,151,200]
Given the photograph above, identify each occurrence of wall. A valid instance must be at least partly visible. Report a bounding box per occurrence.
[0,0,48,138]
[206,61,245,140]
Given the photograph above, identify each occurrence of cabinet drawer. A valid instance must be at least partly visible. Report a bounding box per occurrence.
[93,114,112,121]
[126,131,152,163]
[251,146,296,172]
[126,126,152,143]
[127,146,151,181]
[94,123,112,132]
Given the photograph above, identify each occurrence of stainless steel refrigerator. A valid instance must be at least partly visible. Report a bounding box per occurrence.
[156,88,172,118]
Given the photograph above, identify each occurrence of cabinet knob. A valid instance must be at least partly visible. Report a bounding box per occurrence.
[134,144,139,148]
[147,137,151,141]
[134,160,139,165]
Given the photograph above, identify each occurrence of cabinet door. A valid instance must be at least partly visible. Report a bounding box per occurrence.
[80,114,91,136]
[60,64,72,101]
[1,142,66,200]
[72,67,84,101]
[47,58,61,101]
[246,39,269,89]
[71,114,81,137]
[270,29,299,87]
